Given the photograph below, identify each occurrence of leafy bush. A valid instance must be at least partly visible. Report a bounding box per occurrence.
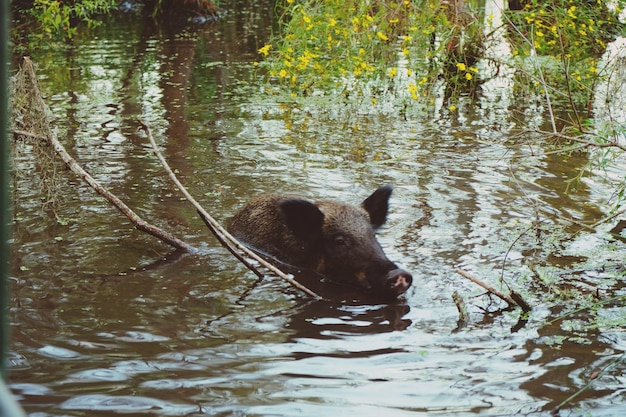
[504,0,625,107]
[257,0,626,113]
[19,0,117,38]
[256,0,486,106]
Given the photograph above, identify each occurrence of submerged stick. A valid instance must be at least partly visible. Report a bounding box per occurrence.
[452,290,469,327]
[138,120,322,300]
[455,268,531,312]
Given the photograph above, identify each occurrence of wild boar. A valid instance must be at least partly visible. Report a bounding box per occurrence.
[227,186,412,299]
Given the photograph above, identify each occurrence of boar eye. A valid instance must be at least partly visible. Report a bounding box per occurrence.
[333,235,348,247]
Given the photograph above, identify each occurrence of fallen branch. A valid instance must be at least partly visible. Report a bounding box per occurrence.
[138,120,322,300]
[11,129,196,253]
[455,268,531,312]
[12,57,195,253]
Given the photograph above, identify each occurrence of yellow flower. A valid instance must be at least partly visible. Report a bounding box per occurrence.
[449,105,457,111]
[567,6,577,19]
[376,31,389,41]
[456,62,466,71]
[389,67,397,78]
[408,82,418,100]
[465,73,473,81]
[279,69,288,78]
[328,18,337,27]
[469,66,478,73]
[258,44,271,56]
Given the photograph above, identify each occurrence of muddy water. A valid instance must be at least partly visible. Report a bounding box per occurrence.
[8,2,626,417]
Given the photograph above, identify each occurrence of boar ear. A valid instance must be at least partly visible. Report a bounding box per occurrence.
[279,199,325,241]
[362,185,392,228]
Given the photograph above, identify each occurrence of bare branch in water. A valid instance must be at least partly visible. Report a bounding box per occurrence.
[455,268,531,312]
[138,120,323,300]
[12,57,196,253]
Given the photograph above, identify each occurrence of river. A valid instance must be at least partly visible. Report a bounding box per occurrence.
[7,1,626,416]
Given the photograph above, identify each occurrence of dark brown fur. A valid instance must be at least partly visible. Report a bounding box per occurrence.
[227,187,412,299]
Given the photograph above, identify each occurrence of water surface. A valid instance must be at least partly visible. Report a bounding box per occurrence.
[8,2,626,416]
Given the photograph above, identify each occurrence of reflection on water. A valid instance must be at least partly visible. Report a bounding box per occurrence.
[8,1,626,416]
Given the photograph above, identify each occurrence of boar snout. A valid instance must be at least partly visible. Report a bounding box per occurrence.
[384,268,413,297]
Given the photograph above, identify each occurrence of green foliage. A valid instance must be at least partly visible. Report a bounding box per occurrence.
[257,0,485,107]
[504,0,626,106]
[27,0,117,38]
[506,0,621,57]
[257,0,626,113]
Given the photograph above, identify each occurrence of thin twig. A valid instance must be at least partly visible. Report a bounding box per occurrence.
[499,11,557,133]
[591,205,626,229]
[535,129,626,152]
[138,120,322,300]
[551,352,626,416]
